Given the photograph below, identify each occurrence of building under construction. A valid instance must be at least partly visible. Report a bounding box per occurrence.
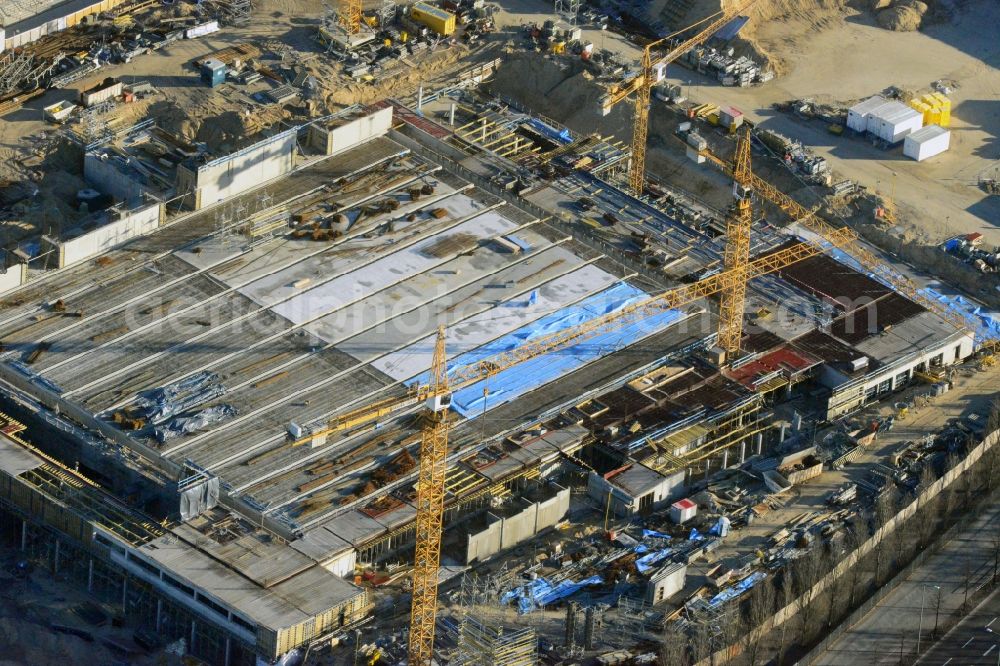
[0,92,975,664]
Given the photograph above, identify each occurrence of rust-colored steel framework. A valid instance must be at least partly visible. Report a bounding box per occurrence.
[693,140,969,331]
[716,127,754,354]
[600,0,758,194]
[408,327,451,666]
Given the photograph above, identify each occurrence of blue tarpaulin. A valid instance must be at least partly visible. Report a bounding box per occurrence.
[527,118,572,144]
[709,571,767,607]
[642,529,672,540]
[501,575,603,614]
[689,528,704,541]
[411,283,684,417]
[635,548,673,573]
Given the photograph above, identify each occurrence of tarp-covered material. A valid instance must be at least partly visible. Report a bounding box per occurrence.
[923,287,1000,344]
[527,118,572,144]
[126,371,226,425]
[413,282,685,417]
[154,404,237,443]
[708,571,767,607]
[501,575,603,613]
[635,548,673,573]
[642,529,672,540]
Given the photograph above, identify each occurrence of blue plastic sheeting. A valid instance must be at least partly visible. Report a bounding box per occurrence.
[412,283,684,417]
[501,576,603,614]
[506,234,533,252]
[924,287,1000,344]
[709,571,767,607]
[689,528,704,541]
[943,238,962,252]
[714,15,749,41]
[527,118,572,144]
[635,548,673,573]
[642,529,672,540]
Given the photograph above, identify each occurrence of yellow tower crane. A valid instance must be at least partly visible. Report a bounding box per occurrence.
[339,0,362,34]
[716,126,754,355]
[600,0,758,195]
[407,327,451,666]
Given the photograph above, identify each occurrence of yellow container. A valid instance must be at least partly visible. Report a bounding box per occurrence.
[410,2,456,35]
[927,107,941,126]
[932,92,951,126]
[909,99,929,125]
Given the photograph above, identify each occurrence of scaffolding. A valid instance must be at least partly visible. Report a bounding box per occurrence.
[457,618,536,666]
[0,51,34,95]
[553,0,580,24]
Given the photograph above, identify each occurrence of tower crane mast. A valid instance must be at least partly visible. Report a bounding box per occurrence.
[407,327,451,666]
[716,127,754,355]
[600,0,758,194]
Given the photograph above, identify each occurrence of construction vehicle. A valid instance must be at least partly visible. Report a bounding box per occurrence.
[599,0,759,195]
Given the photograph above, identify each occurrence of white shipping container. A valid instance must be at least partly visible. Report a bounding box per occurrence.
[185,20,219,39]
[904,124,950,161]
[868,101,922,143]
[846,95,886,133]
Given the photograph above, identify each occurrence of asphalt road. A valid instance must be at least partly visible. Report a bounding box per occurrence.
[917,589,1000,666]
[813,498,1000,666]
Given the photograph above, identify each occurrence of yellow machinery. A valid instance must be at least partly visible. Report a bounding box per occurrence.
[410,1,457,36]
[599,0,758,195]
[716,127,754,355]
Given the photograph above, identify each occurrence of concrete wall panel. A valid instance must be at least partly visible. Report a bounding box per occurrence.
[0,263,25,296]
[535,485,569,532]
[500,501,537,551]
[465,515,502,563]
[195,131,296,208]
[60,203,161,267]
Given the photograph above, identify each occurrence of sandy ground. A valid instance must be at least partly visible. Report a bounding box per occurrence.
[664,0,1000,245]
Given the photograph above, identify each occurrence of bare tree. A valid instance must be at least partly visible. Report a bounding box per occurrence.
[659,622,689,666]
[744,579,776,666]
[794,547,829,643]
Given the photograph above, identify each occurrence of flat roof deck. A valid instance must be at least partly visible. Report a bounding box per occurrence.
[0,136,712,535]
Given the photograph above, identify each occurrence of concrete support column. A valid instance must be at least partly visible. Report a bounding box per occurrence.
[20,520,26,550]
[740,441,746,463]
[122,576,128,612]
[755,433,763,456]
[190,620,197,653]
[417,85,424,110]
[449,103,456,125]
[155,599,162,632]
[721,449,729,469]
[224,636,231,666]
[88,558,94,592]
[53,539,60,573]
[704,461,710,479]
